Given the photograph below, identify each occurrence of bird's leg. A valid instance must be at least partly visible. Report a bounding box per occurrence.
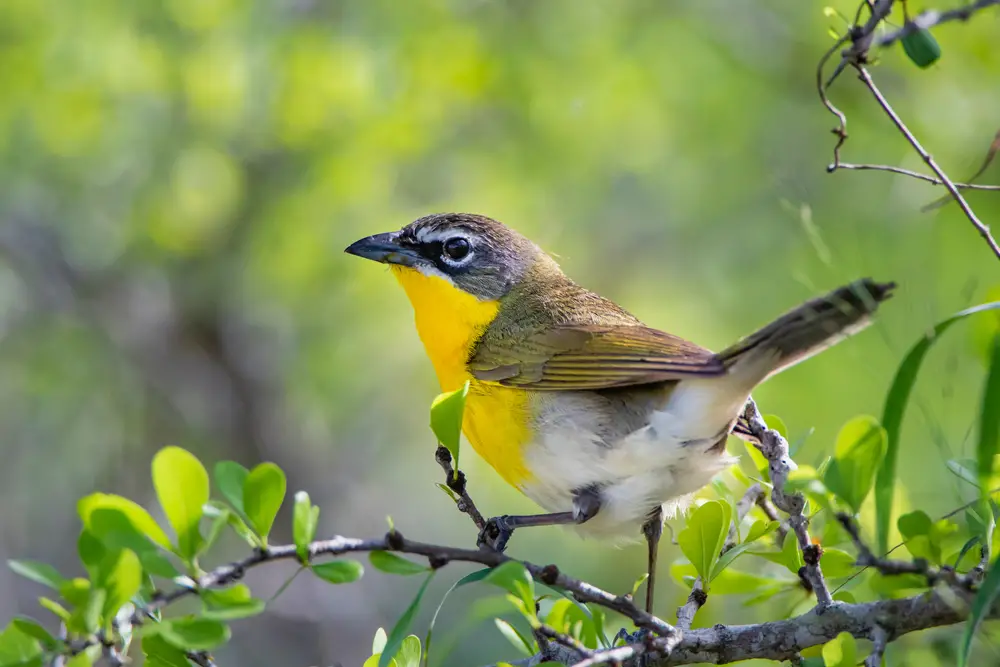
[478,485,601,552]
[641,506,664,615]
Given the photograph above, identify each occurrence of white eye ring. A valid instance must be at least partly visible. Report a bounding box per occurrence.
[440,237,473,265]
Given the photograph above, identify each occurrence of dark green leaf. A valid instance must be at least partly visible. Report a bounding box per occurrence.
[313,560,364,584]
[960,547,1000,666]
[201,584,266,620]
[744,520,780,544]
[876,302,1000,554]
[86,508,178,578]
[142,633,192,667]
[978,334,1000,507]
[678,500,731,587]
[214,461,249,515]
[59,579,91,608]
[711,541,758,580]
[157,617,231,651]
[379,573,434,667]
[369,551,429,576]
[671,562,790,595]
[293,491,319,562]
[7,561,66,591]
[152,446,210,559]
[429,381,470,470]
[900,26,941,68]
[823,416,886,513]
[77,531,105,581]
[243,462,286,542]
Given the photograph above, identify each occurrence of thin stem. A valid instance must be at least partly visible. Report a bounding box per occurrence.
[854,65,1000,260]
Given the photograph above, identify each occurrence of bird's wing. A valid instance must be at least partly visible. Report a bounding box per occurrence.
[468,323,725,390]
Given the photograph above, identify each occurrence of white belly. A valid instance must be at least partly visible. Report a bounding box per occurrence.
[518,381,743,541]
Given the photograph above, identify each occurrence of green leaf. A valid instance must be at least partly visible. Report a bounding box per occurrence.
[9,619,54,649]
[822,631,857,667]
[369,551,429,576]
[751,530,804,574]
[78,493,172,551]
[744,440,769,478]
[423,568,494,665]
[77,588,105,634]
[201,584,266,620]
[214,461,249,514]
[59,578,91,608]
[152,446,210,558]
[671,561,791,595]
[243,462,287,542]
[379,573,434,667]
[900,26,941,68]
[77,531,106,580]
[85,508,178,578]
[313,560,364,584]
[745,520,780,544]
[819,548,857,579]
[960,549,1000,666]
[157,617,231,651]
[430,381,470,470]
[762,414,788,440]
[823,416,887,513]
[396,635,421,667]
[483,561,536,614]
[37,598,70,623]
[98,548,142,619]
[678,500,732,587]
[0,624,42,667]
[293,491,320,562]
[629,573,649,597]
[142,633,193,667]
[65,653,93,667]
[711,541,758,580]
[494,619,534,657]
[978,334,1000,508]
[7,561,66,591]
[876,302,1000,554]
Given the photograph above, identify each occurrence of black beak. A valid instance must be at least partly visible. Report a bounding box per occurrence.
[344,232,421,267]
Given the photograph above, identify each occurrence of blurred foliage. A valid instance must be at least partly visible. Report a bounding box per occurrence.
[1,0,1000,664]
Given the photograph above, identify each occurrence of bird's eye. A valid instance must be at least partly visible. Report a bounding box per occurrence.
[442,237,471,261]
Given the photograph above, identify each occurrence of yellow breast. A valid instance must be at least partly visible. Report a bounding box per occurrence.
[391,267,533,487]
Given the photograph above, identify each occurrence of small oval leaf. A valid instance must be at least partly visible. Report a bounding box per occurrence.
[152,447,210,559]
[243,463,286,542]
[369,551,429,576]
[313,560,364,584]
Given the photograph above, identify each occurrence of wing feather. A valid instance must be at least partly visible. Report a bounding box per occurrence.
[468,323,724,390]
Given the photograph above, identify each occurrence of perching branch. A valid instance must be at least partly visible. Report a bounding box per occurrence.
[741,400,833,607]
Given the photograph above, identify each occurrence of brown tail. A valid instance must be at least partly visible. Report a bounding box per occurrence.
[715,278,896,384]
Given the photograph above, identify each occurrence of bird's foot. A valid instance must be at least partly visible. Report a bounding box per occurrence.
[613,627,653,646]
[478,515,514,552]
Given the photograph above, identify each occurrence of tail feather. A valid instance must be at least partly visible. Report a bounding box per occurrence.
[715,278,896,385]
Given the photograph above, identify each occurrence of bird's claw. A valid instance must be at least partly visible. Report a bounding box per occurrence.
[613,627,653,646]
[478,515,514,552]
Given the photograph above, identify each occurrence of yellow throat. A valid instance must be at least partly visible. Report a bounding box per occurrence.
[391,266,533,487]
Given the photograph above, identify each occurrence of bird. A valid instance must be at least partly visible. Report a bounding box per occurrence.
[345,212,894,614]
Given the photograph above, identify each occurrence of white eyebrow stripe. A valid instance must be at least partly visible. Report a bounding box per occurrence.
[415,227,470,243]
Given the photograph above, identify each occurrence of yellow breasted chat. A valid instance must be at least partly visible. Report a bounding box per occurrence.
[345,212,895,613]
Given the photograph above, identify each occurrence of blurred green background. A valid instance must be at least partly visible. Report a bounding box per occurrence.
[1,0,998,665]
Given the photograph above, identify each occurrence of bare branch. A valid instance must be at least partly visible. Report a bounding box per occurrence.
[832,162,1000,192]
[435,446,487,532]
[864,625,889,667]
[853,65,1000,260]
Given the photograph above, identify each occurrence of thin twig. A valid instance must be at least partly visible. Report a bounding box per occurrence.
[853,64,1000,260]
[742,400,833,607]
[833,163,1000,191]
[435,446,487,532]
[534,624,592,660]
[864,625,890,667]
